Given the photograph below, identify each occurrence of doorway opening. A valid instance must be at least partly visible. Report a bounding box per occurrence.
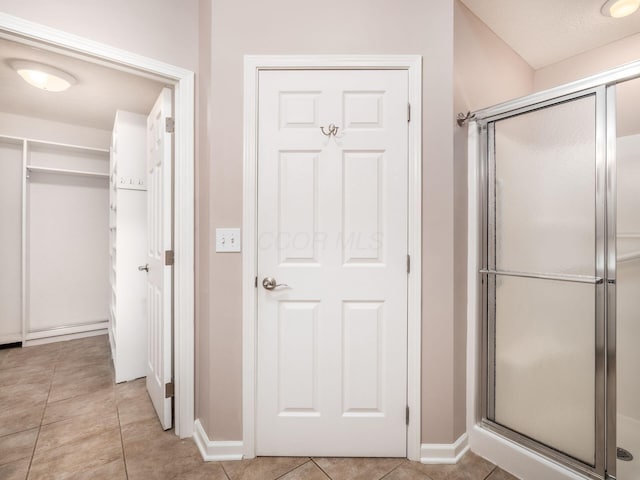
[0,13,195,438]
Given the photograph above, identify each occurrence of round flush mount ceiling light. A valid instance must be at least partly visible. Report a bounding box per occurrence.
[9,60,76,92]
[602,0,640,18]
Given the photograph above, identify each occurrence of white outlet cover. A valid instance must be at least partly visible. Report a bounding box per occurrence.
[216,228,241,252]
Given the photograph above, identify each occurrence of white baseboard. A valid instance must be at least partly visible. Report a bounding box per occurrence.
[194,419,244,461]
[420,432,470,464]
[23,328,107,347]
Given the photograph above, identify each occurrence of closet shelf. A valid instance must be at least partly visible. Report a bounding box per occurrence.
[0,134,110,155]
[28,139,109,155]
[27,166,109,179]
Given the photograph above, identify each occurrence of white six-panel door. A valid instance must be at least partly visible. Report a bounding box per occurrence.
[256,69,409,456]
[146,87,173,430]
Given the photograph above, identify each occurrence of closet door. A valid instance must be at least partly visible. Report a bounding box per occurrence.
[145,88,173,430]
[0,139,23,344]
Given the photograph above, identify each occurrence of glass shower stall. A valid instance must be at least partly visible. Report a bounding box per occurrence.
[474,64,640,480]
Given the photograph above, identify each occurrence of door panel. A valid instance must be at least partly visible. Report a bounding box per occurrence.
[495,276,596,464]
[146,87,173,430]
[342,151,384,263]
[256,69,408,456]
[342,301,384,416]
[278,301,319,415]
[493,97,596,276]
[278,151,319,264]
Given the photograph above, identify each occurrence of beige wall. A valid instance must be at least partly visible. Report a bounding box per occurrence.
[199,0,461,443]
[453,0,534,437]
[195,0,212,442]
[0,0,199,72]
[534,33,640,92]
[454,2,534,113]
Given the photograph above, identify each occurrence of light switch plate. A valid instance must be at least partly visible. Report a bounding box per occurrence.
[216,228,241,252]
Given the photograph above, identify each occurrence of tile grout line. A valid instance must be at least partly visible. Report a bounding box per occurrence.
[218,460,232,480]
[115,391,130,480]
[272,458,314,479]
[378,462,403,480]
[375,460,428,480]
[310,458,334,479]
[26,348,61,479]
[483,465,498,480]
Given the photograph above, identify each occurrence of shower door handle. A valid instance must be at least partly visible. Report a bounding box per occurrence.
[480,269,603,284]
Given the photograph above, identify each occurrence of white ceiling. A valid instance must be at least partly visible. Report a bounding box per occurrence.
[460,0,640,69]
[0,38,166,131]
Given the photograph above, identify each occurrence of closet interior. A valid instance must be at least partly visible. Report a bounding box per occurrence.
[2,136,110,344]
[0,36,166,384]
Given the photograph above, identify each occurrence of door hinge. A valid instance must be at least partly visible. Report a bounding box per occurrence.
[255,276,258,288]
[165,117,175,133]
[406,406,410,425]
[165,382,174,398]
[165,250,175,266]
[407,254,411,274]
[407,103,411,123]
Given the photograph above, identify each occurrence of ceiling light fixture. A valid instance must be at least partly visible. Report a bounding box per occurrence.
[602,0,640,18]
[9,60,76,92]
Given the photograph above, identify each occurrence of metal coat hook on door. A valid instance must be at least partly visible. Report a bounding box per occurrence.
[320,123,340,137]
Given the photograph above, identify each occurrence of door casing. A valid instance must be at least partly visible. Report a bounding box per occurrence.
[0,12,196,439]
[242,55,423,460]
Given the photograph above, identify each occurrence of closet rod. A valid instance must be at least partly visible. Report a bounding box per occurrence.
[27,165,109,179]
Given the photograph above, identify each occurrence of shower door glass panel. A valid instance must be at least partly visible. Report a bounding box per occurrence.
[494,278,595,464]
[494,98,596,276]
[488,94,599,466]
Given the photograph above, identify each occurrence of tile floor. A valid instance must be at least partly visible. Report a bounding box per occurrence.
[0,335,519,479]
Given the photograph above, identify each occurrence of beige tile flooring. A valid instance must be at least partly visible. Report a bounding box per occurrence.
[0,335,519,480]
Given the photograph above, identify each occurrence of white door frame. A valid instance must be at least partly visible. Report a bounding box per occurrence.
[0,13,196,439]
[242,55,423,460]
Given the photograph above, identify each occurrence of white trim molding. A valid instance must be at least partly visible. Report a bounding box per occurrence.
[24,329,107,347]
[25,321,108,341]
[420,433,470,465]
[194,420,244,461]
[242,54,423,461]
[0,13,195,439]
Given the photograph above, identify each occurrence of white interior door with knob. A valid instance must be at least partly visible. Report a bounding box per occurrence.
[146,87,173,430]
[256,69,409,456]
